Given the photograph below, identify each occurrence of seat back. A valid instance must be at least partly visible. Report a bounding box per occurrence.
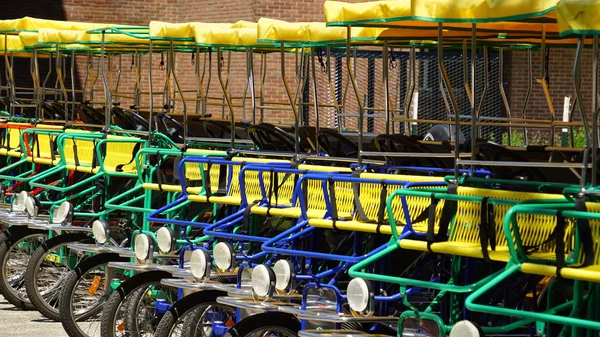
[452,187,566,251]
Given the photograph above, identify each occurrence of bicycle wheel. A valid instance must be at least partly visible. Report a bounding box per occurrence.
[0,227,48,309]
[25,233,93,321]
[100,270,174,337]
[154,290,234,337]
[59,253,129,337]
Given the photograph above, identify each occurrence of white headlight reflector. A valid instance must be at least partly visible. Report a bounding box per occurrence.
[190,249,211,279]
[273,260,294,292]
[251,264,275,298]
[156,227,176,254]
[213,242,235,271]
[92,220,110,245]
[347,278,372,313]
[134,233,154,261]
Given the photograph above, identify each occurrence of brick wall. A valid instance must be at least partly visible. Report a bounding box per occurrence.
[1,0,597,135]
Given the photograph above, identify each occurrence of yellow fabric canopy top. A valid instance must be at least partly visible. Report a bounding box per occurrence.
[556,0,600,36]
[257,17,391,46]
[324,0,558,25]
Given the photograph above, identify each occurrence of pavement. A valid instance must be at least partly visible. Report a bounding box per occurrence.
[0,295,68,337]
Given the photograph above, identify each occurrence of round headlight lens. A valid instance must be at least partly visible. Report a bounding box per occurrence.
[25,196,40,217]
[190,249,211,279]
[251,264,275,298]
[134,233,154,261]
[16,191,28,211]
[213,242,235,271]
[156,227,176,254]
[347,278,372,313]
[54,201,73,224]
[449,321,482,337]
[273,260,294,292]
[92,220,110,245]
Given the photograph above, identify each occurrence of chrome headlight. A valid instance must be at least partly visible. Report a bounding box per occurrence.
[347,278,373,313]
[156,227,176,254]
[213,242,235,271]
[251,264,275,298]
[134,233,154,261]
[25,195,40,217]
[53,201,73,224]
[190,249,211,279]
[273,260,294,293]
[92,220,110,245]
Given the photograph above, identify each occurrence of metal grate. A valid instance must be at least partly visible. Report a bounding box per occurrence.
[304,48,504,141]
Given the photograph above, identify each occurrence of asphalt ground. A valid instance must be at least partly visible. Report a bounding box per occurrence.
[0,295,68,337]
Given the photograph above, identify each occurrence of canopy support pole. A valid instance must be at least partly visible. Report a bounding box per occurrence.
[470,24,477,175]
[573,37,590,190]
[100,31,112,130]
[383,41,390,134]
[346,26,364,167]
[311,47,321,154]
[70,49,76,122]
[476,46,489,139]
[148,40,154,142]
[216,47,236,150]
[499,48,512,145]
[404,46,416,135]
[520,49,533,146]
[592,36,598,186]
[169,41,187,145]
[279,43,301,157]
[437,23,461,178]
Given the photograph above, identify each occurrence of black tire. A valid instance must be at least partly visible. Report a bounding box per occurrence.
[154,290,229,337]
[59,253,128,337]
[0,227,47,309]
[225,312,300,337]
[100,271,172,337]
[25,233,93,321]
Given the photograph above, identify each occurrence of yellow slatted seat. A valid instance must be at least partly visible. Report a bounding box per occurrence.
[187,157,290,206]
[249,164,352,217]
[141,149,227,193]
[28,129,60,165]
[398,187,567,262]
[516,202,600,282]
[63,137,97,172]
[101,136,141,174]
[308,173,445,233]
[0,123,26,157]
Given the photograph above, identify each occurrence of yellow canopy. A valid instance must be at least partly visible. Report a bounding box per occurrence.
[557,0,600,36]
[19,32,40,48]
[0,34,25,52]
[149,21,234,39]
[1,17,116,33]
[194,22,275,48]
[322,1,587,46]
[410,0,557,23]
[0,19,22,33]
[325,0,557,25]
[257,18,391,45]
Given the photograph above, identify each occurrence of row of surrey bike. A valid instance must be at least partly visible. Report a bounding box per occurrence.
[1,1,600,337]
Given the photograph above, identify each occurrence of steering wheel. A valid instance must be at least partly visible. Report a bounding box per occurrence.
[202,120,235,139]
[247,123,299,152]
[473,142,548,182]
[123,109,149,132]
[316,129,358,158]
[375,134,445,168]
[41,102,65,120]
[156,112,186,143]
[77,105,105,125]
